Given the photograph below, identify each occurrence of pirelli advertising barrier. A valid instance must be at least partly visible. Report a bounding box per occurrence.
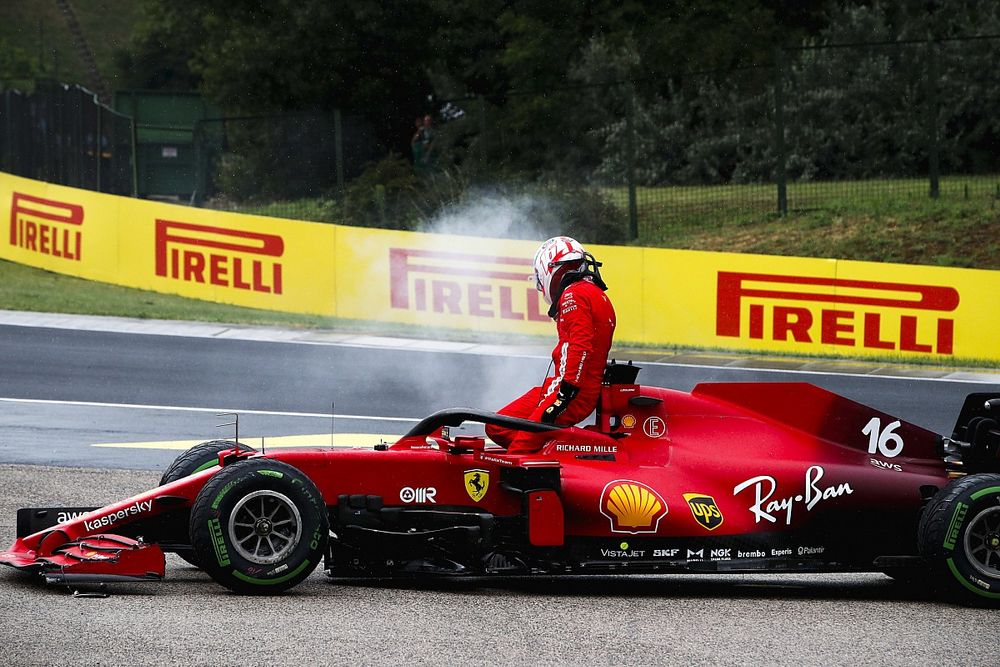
[3,172,998,363]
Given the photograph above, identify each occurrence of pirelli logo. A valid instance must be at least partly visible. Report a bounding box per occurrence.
[9,192,83,261]
[155,220,283,294]
[389,248,548,321]
[716,272,960,354]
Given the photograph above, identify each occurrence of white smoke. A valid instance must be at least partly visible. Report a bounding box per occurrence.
[340,190,561,416]
[418,190,561,241]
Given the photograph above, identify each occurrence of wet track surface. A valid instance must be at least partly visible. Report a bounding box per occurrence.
[1,467,998,666]
[1,317,997,470]
[1,314,999,665]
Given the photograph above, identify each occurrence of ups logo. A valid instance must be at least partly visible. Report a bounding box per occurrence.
[683,493,724,531]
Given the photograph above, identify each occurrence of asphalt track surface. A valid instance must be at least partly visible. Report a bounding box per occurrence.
[1,312,999,665]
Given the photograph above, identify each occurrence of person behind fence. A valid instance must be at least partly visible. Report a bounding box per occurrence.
[485,236,616,453]
[419,114,435,169]
[410,117,425,169]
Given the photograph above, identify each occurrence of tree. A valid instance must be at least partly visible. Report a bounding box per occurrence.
[0,37,38,82]
[120,1,838,172]
[578,0,1000,186]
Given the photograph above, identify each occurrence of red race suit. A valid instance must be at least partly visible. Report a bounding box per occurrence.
[487,277,616,452]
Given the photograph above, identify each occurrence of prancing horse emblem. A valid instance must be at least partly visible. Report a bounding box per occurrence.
[464,469,490,502]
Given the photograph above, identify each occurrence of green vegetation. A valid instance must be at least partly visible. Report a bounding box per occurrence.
[228,173,1000,270]
[0,0,139,89]
[0,0,997,365]
[626,175,1000,269]
[224,198,342,224]
[0,258,323,325]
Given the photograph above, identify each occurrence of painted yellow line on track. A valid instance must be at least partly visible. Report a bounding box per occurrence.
[92,433,401,450]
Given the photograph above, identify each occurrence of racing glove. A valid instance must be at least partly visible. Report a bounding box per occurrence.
[541,381,580,424]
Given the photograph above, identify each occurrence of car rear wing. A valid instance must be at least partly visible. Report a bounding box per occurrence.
[942,392,1000,473]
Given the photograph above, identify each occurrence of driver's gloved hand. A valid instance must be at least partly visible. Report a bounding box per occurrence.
[541,381,580,424]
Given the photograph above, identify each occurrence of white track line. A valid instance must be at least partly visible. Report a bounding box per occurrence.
[0,397,420,422]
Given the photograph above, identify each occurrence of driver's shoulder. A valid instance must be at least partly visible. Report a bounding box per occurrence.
[562,277,601,302]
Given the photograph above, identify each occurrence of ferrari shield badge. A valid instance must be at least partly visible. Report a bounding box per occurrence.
[683,493,724,531]
[464,469,489,502]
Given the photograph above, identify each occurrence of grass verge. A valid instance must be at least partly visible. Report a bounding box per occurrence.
[0,259,550,345]
[614,175,1000,269]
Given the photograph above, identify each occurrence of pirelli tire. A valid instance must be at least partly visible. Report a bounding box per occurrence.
[158,440,255,487]
[190,459,329,595]
[918,473,1000,606]
[159,440,256,568]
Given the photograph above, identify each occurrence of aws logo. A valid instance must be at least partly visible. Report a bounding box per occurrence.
[684,493,724,531]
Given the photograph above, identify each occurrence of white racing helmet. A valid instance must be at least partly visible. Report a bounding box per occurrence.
[532,236,588,305]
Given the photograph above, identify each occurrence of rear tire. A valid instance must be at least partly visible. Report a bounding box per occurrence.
[190,459,328,595]
[918,473,1000,606]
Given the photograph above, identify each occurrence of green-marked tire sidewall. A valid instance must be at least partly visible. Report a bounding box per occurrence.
[190,460,328,595]
[158,440,255,569]
[944,485,1000,599]
[919,474,1000,604]
[159,440,255,487]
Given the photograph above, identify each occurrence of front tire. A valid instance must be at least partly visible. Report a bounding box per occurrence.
[190,459,329,595]
[159,440,255,568]
[918,473,1000,605]
[159,440,255,487]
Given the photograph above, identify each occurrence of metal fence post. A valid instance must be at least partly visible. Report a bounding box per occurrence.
[478,94,487,175]
[192,119,203,204]
[2,91,9,173]
[334,108,344,200]
[625,82,638,240]
[773,47,788,216]
[926,38,940,199]
[130,115,139,197]
[96,102,102,192]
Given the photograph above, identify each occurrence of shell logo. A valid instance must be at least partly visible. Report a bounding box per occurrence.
[599,480,668,534]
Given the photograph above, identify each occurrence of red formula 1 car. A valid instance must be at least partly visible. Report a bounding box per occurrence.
[3,362,1000,604]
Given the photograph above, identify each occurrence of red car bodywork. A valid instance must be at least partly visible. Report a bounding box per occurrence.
[0,374,955,587]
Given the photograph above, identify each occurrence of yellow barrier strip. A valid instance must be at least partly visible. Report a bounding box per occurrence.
[3,171,998,362]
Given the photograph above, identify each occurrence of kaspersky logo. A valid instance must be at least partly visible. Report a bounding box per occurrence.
[155,219,284,294]
[9,192,83,261]
[82,500,152,532]
[716,272,959,354]
[389,248,549,321]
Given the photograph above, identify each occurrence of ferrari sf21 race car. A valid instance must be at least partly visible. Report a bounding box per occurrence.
[3,362,1000,604]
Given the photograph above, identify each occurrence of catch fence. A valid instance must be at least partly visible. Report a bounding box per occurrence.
[447,34,1000,242]
[1,36,998,244]
[0,78,134,196]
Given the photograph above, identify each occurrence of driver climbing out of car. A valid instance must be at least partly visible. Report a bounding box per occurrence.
[486,236,617,453]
